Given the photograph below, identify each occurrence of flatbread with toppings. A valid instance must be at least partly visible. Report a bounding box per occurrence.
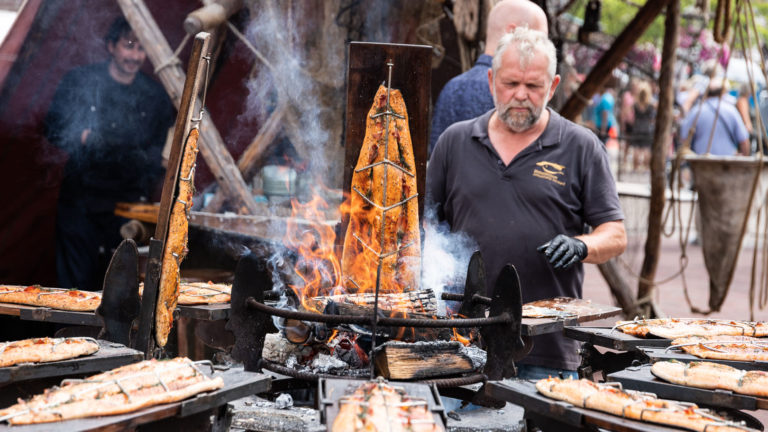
[0,285,101,311]
[536,377,756,432]
[331,381,442,432]
[0,357,223,425]
[670,335,768,362]
[651,360,768,397]
[0,337,99,367]
[614,318,768,339]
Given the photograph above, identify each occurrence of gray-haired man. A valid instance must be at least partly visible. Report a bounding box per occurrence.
[427,28,626,378]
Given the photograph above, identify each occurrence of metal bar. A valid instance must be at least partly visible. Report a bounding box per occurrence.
[245,297,510,327]
[441,292,492,305]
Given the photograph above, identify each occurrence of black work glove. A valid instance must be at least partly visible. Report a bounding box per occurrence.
[537,235,588,270]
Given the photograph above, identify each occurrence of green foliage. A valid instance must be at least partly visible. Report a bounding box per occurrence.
[563,0,765,48]
[748,2,768,46]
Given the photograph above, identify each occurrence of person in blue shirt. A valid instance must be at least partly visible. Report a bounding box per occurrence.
[680,80,750,156]
[594,80,618,143]
[429,0,548,155]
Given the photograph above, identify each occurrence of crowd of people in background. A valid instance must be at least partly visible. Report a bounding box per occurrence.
[573,57,766,177]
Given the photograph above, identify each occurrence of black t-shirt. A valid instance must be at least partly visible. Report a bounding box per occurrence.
[426,108,624,370]
[45,62,175,211]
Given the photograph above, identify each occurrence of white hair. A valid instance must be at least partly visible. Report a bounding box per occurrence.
[492,27,557,81]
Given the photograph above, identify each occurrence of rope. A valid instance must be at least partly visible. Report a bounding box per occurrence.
[735,0,768,319]
[713,0,731,43]
[154,33,191,74]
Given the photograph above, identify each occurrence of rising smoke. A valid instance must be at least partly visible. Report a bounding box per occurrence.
[238,1,480,319]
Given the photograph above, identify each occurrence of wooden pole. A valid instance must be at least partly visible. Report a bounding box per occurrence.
[116,0,260,214]
[559,0,672,120]
[184,0,244,35]
[637,0,680,318]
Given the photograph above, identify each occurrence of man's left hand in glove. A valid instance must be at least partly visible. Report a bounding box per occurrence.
[537,235,588,270]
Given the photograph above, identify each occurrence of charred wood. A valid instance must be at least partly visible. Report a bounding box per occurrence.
[374,341,485,380]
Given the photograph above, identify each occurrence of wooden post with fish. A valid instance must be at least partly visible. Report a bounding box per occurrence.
[133,33,211,357]
[341,43,432,378]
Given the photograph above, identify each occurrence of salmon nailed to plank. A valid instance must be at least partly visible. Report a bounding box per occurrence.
[536,377,757,432]
[331,381,443,432]
[341,85,420,294]
[0,357,223,425]
[156,129,199,347]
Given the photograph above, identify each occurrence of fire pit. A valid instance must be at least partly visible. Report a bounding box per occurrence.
[224,46,531,396]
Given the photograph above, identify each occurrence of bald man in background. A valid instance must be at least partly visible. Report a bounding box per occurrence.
[429,0,548,154]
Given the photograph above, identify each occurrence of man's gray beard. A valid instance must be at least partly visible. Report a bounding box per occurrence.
[497,100,541,132]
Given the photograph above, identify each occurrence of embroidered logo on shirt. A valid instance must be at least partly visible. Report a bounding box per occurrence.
[533,161,566,186]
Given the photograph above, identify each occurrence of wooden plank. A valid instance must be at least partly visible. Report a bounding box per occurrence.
[0,341,143,386]
[339,42,431,254]
[19,308,102,327]
[0,368,270,431]
[116,0,260,215]
[0,302,24,316]
[607,364,757,411]
[563,326,671,351]
[153,32,210,244]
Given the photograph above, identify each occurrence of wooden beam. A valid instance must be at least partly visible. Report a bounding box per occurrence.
[184,0,244,35]
[638,0,680,318]
[559,0,672,120]
[116,0,260,215]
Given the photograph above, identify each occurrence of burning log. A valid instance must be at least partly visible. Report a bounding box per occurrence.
[374,341,486,380]
[308,289,453,342]
[310,289,439,315]
[262,333,319,365]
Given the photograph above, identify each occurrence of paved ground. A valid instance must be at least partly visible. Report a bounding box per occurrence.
[583,174,768,321]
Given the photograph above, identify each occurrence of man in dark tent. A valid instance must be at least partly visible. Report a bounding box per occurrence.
[45,16,175,291]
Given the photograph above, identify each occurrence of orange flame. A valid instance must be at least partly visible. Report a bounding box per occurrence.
[283,193,343,312]
[451,328,471,346]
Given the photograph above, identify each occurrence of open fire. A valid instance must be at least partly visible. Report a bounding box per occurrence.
[263,75,483,379]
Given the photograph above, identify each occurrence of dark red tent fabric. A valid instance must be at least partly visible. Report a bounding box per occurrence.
[0,0,260,285]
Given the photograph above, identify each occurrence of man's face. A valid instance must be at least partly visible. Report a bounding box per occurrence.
[107,34,146,79]
[489,46,559,132]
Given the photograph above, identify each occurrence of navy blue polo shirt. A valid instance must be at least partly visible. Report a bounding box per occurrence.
[426,108,624,370]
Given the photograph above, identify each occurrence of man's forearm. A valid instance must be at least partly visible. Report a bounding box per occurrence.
[576,220,627,264]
